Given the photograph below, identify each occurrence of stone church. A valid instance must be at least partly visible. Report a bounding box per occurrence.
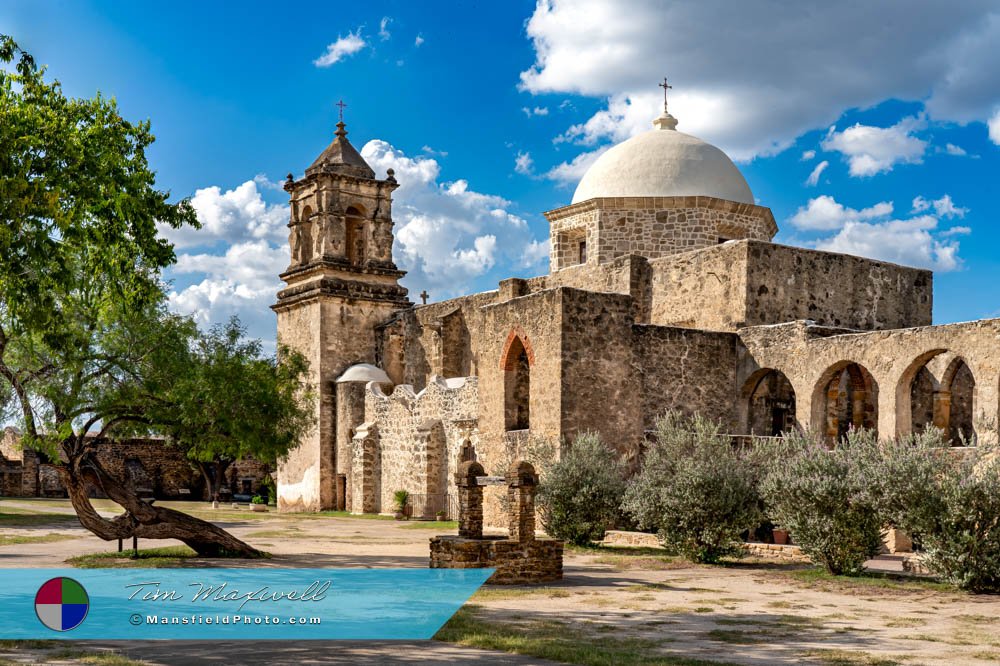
[273,102,999,522]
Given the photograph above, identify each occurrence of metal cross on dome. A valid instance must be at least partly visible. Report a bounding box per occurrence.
[659,77,672,113]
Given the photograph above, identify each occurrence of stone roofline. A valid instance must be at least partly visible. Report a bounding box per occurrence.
[642,238,934,276]
[543,195,778,237]
[286,169,398,193]
[366,374,479,415]
[738,316,1000,343]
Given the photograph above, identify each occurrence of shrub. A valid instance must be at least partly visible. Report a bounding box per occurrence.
[760,430,884,575]
[622,412,763,563]
[871,431,1000,592]
[537,432,627,545]
[393,489,410,513]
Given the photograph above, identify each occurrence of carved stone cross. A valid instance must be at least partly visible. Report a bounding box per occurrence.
[420,290,429,305]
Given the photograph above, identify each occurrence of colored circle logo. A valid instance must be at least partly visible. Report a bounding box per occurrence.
[35,577,89,632]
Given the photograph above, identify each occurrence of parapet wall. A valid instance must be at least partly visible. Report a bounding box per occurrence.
[351,376,479,516]
[648,240,932,331]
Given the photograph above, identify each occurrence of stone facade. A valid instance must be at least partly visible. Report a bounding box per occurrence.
[273,121,410,513]
[275,118,1000,534]
[545,196,776,272]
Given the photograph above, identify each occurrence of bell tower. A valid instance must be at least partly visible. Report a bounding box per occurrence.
[273,112,409,512]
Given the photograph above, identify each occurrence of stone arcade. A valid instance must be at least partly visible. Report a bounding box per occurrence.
[274,98,998,527]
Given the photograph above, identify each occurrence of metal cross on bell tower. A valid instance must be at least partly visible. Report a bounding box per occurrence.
[336,99,347,122]
[659,77,672,114]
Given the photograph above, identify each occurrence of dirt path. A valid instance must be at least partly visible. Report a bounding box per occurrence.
[2,498,998,665]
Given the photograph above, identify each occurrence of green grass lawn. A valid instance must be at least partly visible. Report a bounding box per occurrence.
[0,532,75,546]
[66,545,201,568]
[0,511,79,527]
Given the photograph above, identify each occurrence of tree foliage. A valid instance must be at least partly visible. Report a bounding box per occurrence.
[537,432,627,545]
[865,430,1000,592]
[623,412,763,563]
[760,429,885,576]
[0,36,312,556]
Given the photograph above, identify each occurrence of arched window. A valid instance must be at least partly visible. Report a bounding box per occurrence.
[345,206,365,266]
[298,206,313,264]
[501,331,533,431]
[902,352,976,446]
[942,358,975,445]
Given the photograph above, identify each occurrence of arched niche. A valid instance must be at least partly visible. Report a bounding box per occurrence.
[812,361,878,444]
[741,368,797,437]
[345,204,366,266]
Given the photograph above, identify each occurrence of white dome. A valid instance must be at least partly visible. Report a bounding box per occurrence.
[572,113,754,205]
[336,363,391,384]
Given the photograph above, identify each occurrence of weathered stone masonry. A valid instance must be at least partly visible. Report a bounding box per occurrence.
[276,109,998,526]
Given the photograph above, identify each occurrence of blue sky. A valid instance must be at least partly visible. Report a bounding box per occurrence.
[4,1,999,346]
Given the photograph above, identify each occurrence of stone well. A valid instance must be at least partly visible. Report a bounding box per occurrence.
[429,460,563,584]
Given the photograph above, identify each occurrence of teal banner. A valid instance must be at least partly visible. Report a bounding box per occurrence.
[0,568,492,639]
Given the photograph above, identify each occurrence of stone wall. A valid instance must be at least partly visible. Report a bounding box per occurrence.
[635,325,740,432]
[0,431,267,500]
[544,196,776,272]
[350,376,479,515]
[647,241,932,332]
[559,289,644,452]
[429,536,564,584]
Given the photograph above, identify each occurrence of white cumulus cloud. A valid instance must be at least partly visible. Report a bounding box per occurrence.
[545,145,609,186]
[816,217,961,272]
[790,195,893,231]
[800,150,816,161]
[790,194,969,272]
[168,240,288,350]
[160,180,288,250]
[361,140,548,297]
[519,1,1000,163]
[912,194,969,218]
[514,151,535,176]
[314,30,367,67]
[989,109,1000,145]
[820,116,928,177]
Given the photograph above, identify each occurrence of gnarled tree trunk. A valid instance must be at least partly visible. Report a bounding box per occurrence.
[59,449,263,558]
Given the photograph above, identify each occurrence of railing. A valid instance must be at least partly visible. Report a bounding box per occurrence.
[406,493,458,520]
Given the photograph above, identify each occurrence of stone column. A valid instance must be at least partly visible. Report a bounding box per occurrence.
[350,423,378,514]
[506,461,538,543]
[456,461,484,539]
[335,380,367,511]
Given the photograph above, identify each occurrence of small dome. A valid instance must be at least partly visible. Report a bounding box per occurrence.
[336,363,391,384]
[571,113,754,205]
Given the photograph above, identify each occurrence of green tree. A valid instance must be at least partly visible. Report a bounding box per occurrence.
[0,36,312,557]
[760,430,884,575]
[622,412,763,563]
[537,432,627,545]
[152,318,312,504]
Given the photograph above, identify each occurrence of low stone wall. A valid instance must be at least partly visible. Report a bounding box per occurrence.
[742,542,810,562]
[429,535,563,584]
